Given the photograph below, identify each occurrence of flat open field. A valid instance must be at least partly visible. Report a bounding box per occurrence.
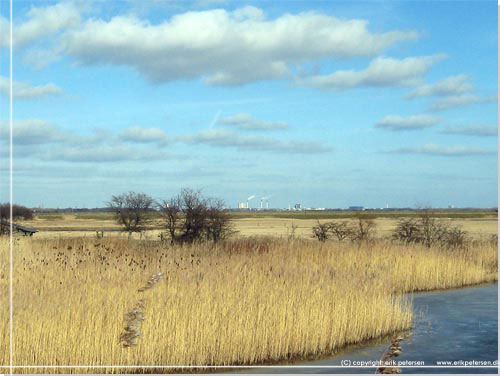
[16,210,498,240]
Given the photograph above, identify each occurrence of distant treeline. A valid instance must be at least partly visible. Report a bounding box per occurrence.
[34,207,497,214]
[34,207,115,214]
[0,204,33,220]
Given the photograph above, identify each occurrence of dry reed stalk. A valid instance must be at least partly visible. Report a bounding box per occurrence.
[1,237,496,370]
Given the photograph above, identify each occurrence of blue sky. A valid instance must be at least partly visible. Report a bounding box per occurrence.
[0,0,497,209]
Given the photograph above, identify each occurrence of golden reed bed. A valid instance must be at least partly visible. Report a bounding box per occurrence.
[0,237,497,373]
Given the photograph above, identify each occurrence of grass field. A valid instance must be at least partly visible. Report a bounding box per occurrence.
[0,235,497,373]
[227,209,498,220]
[16,210,498,240]
[32,209,498,222]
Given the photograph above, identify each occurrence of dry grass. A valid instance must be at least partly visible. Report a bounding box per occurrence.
[19,214,498,240]
[0,236,497,373]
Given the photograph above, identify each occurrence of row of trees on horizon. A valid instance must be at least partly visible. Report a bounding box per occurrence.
[108,189,234,244]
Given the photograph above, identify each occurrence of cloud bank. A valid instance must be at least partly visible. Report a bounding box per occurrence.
[440,125,498,137]
[393,144,495,156]
[375,114,440,131]
[0,76,62,99]
[0,2,81,47]
[118,127,169,144]
[429,94,497,111]
[58,6,418,85]
[297,55,444,89]
[178,129,331,154]
[406,74,473,98]
[219,113,288,130]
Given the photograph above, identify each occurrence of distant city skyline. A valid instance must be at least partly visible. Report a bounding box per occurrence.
[0,1,497,209]
[30,200,494,211]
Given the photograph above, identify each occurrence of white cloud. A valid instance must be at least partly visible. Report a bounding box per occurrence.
[119,127,169,144]
[429,93,497,111]
[13,2,81,47]
[0,120,110,151]
[0,119,64,144]
[440,125,498,137]
[60,7,418,85]
[0,3,81,69]
[375,114,440,131]
[0,120,173,162]
[429,94,497,111]
[21,48,62,70]
[298,55,445,89]
[0,76,62,99]
[178,129,331,154]
[2,118,329,161]
[406,74,473,99]
[394,144,494,156]
[219,113,288,130]
[42,146,171,163]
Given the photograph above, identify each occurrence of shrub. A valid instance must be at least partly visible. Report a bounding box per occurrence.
[329,221,354,241]
[311,218,370,243]
[392,218,422,245]
[312,221,331,242]
[350,214,376,242]
[0,203,33,220]
[443,227,468,248]
[392,209,469,249]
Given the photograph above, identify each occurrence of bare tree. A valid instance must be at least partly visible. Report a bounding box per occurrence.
[159,189,234,244]
[392,218,422,245]
[443,226,468,248]
[158,196,182,244]
[392,208,469,248]
[418,208,449,247]
[1,204,33,220]
[108,192,154,235]
[287,222,298,241]
[312,220,354,242]
[329,221,354,241]
[204,198,235,242]
[178,188,209,243]
[350,214,376,242]
[312,221,330,242]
